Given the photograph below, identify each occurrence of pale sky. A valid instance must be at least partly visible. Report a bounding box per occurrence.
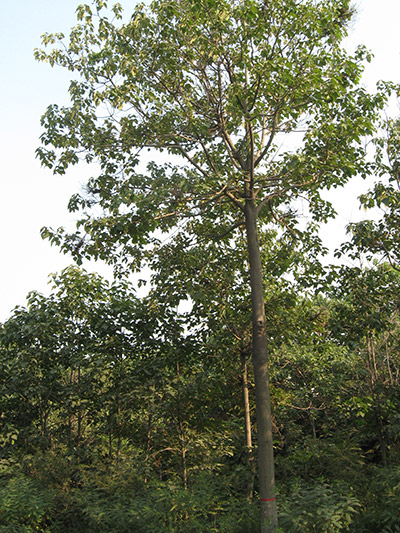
[1,1,400,321]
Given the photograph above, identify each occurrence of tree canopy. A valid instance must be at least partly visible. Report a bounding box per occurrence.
[37,0,385,269]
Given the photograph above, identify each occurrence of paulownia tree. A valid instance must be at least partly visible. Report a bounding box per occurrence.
[36,0,387,529]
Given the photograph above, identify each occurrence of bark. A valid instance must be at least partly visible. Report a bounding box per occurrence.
[117,394,122,463]
[367,335,389,467]
[39,402,49,451]
[241,348,255,502]
[144,412,153,484]
[182,447,188,491]
[375,403,389,467]
[244,199,278,532]
[176,361,188,490]
[385,340,394,386]
[108,415,113,459]
[310,414,317,439]
[77,366,82,443]
[67,367,74,448]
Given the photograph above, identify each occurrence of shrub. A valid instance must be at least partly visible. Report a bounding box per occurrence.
[0,472,53,532]
[277,480,360,532]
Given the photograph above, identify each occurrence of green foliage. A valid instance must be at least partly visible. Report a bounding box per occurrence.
[277,436,365,484]
[1,262,400,530]
[5,4,400,530]
[0,471,54,532]
[278,480,361,532]
[32,5,393,529]
[75,473,258,533]
[345,466,400,533]
[340,116,400,269]
[0,266,260,531]
[34,0,386,272]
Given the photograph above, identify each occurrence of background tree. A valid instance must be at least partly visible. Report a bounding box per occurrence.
[0,267,263,531]
[343,113,400,269]
[326,260,400,467]
[2,261,400,530]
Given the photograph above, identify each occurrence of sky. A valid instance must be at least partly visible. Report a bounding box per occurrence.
[1,0,400,322]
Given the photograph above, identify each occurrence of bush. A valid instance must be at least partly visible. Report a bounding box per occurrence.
[77,471,259,533]
[277,480,360,533]
[352,466,400,533]
[0,472,53,532]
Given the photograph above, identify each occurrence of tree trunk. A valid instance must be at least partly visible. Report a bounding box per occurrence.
[39,400,49,451]
[108,415,113,459]
[241,347,255,502]
[367,335,389,467]
[144,412,153,485]
[176,360,188,490]
[374,403,389,467]
[77,366,82,444]
[117,393,122,464]
[245,199,278,532]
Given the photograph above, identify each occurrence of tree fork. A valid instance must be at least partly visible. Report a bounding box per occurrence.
[244,199,278,532]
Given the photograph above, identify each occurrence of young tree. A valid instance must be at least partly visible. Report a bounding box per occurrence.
[0,267,145,454]
[327,259,400,467]
[343,115,400,270]
[36,1,386,529]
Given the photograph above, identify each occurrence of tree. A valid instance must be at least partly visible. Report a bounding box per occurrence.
[36,1,386,529]
[327,260,400,467]
[0,267,153,456]
[342,114,400,270]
